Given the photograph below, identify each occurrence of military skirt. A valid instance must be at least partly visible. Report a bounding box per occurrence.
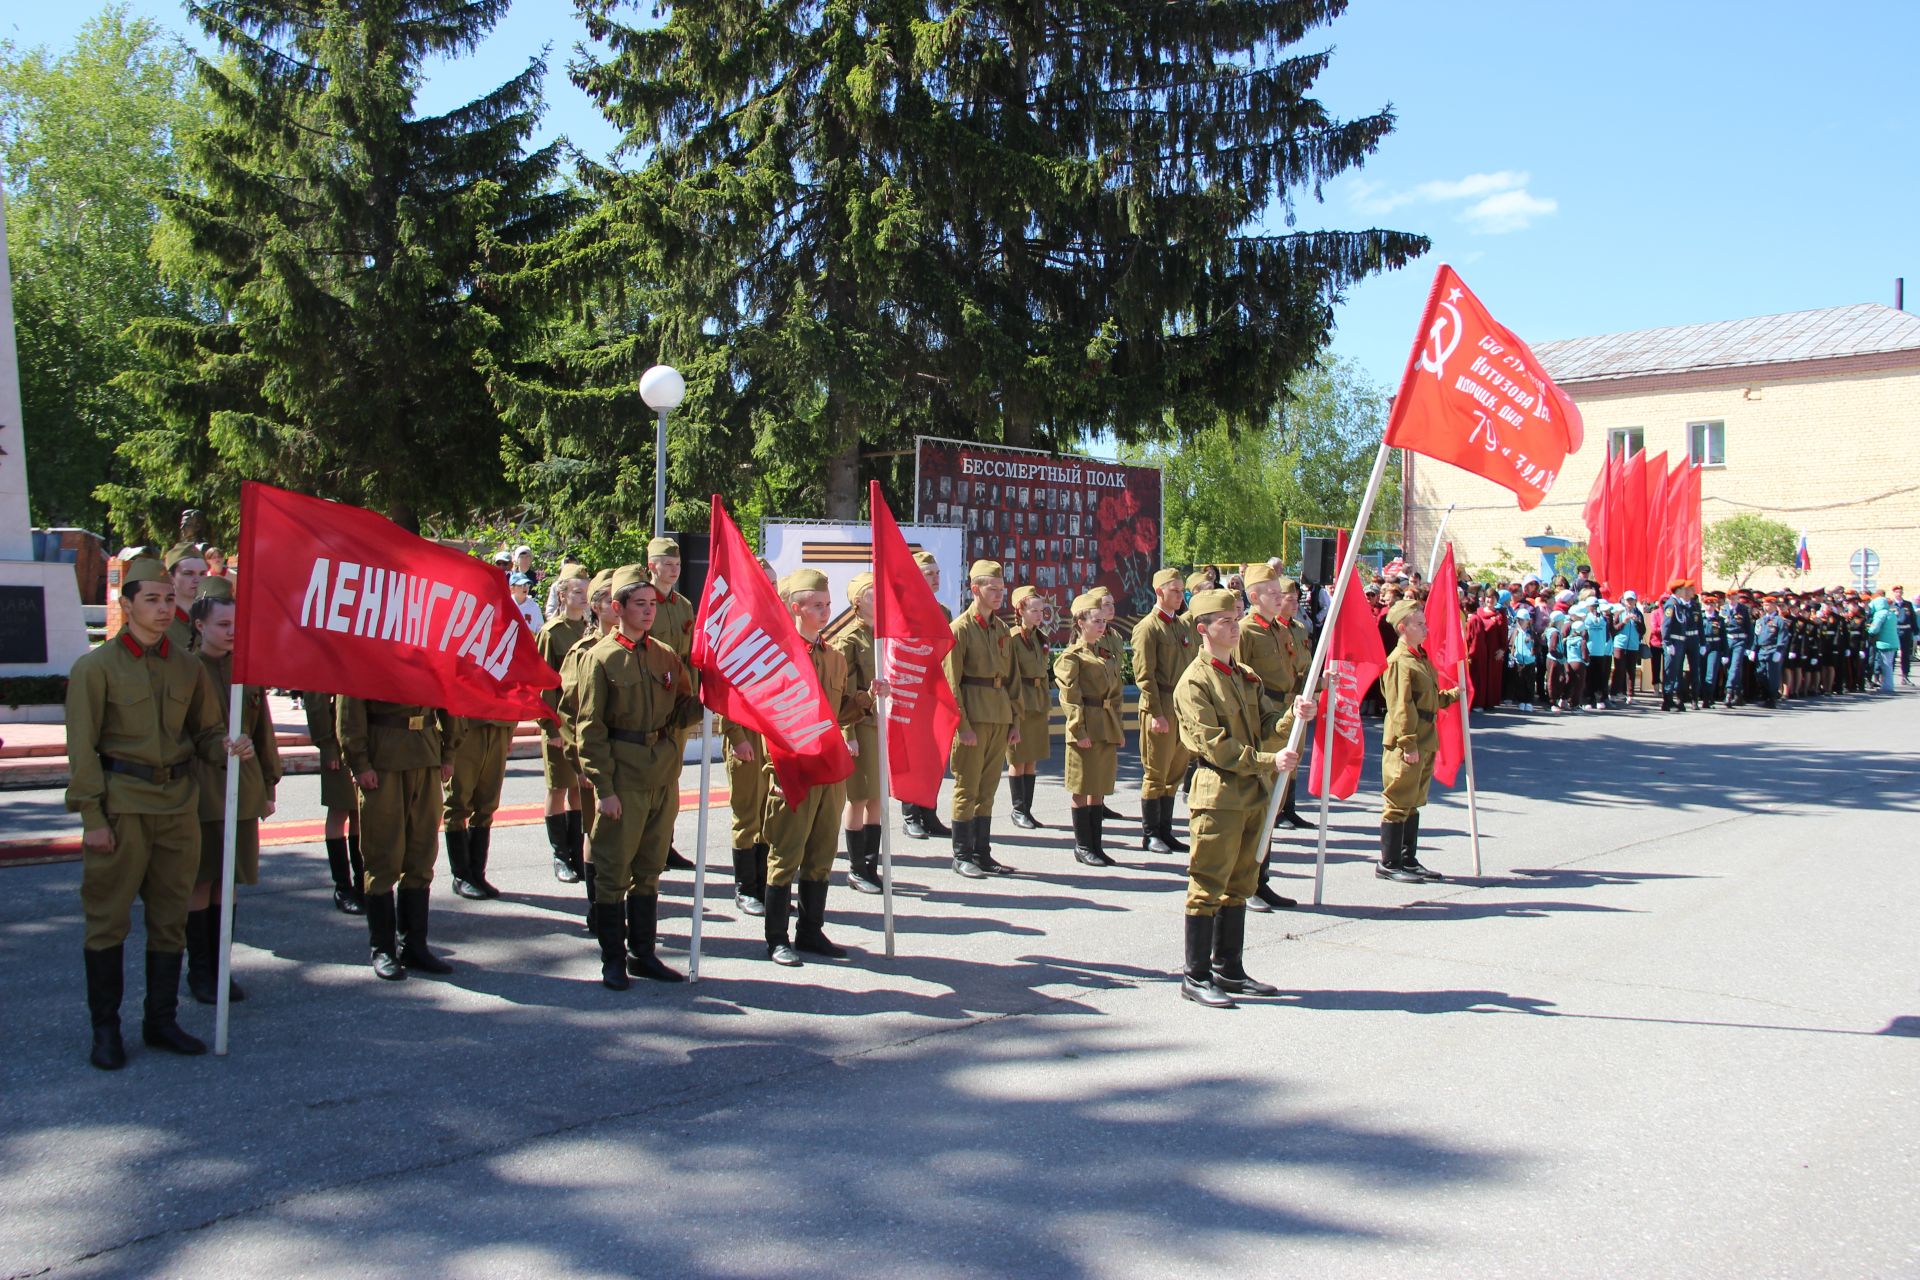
[318,762,357,812]
[846,723,880,802]
[1009,702,1052,767]
[1064,741,1117,796]
[198,818,261,886]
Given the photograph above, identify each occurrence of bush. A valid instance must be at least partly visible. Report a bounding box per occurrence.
[0,675,69,707]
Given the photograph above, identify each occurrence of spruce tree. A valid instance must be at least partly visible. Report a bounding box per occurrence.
[111,0,570,535]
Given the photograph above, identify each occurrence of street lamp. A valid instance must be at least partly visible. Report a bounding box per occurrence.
[639,363,685,538]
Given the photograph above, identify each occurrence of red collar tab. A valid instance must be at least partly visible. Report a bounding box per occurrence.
[974,610,991,629]
[174,608,190,624]
[1157,610,1178,624]
[614,632,638,651]
[1209,657,1236,677]
[120,631,167,659]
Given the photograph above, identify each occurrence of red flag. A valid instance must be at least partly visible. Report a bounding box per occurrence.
[1308,560,1387,799]
[869,481,960,808]
[1582,451,1613,593]
[1619,449,1648,598]
[232,482,557,720]
[1425,545,1469,788]
[1665,457,1692,585]
[1645,452,1670,596]
[689,495,853,805]
[1685,464,1704,586]
[1384,264,1584,511]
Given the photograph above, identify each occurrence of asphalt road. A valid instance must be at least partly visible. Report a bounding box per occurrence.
[2,691,1916,1278]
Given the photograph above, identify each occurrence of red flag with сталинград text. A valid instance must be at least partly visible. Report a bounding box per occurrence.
[232,482,558,721]
[869,481,960,809]
[1308,544,1387,801]
[1424,545,1470,788]
[1384,264,1584,512]
[689,495,852,806]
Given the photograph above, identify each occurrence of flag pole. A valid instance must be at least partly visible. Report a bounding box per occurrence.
[875,637,897,958]
[1312,662,1334,906]
[214,681,243,1056]
[1456,659,1483,877]
[1265,440,1392,842]
[688,708,712,981]
[1427,503,1457,580]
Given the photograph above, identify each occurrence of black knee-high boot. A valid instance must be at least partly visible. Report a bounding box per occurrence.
[624,893,684,982]
[448,827,483,899]
[346,833,366,910]
[140,949,208,1054]
[466,825,501,898]
[862,824,884,887]
[1180,915,1234,1008]
[84,945,126,1070]
[1375,822,1420,883]
[324,837,362,914]
[846,828,881,894]
[795,880,847,958]
[545,813,572,881]
[1402,812,1440,881]
[1210,904,1278,996]
[764,882,800,966]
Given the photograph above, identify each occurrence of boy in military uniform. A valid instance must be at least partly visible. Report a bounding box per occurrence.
[944,560,1020,878]
[575,571,700,989]
[1005,584,1053,831]
[1173,589,1310,1009]
[536,565,593,882]
[832,572,884,893]
[761,570,870,965]
[901,550,955,840]
[338,697,460,980]
[646,537,698,872]
[1661,580,1702,711]
[164,543,208,651]
[1377,599,1461,884]
[66,558,252,1069]
[1233,563,1311,910]
[1131,568,1197,854]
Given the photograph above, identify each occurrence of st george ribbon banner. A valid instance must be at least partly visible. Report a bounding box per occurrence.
[232,482,557,721]
[1386,264,1584,511]
[869,482,960,809]
[690,495,852,806]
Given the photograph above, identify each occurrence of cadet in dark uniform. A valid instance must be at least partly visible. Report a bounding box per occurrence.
[1724,590,1755,706]
[1173,589,1310,1008]
[338,696,460,980]
[1005,584,1053,831]
[575,569,700,988]
[184,580,282,1005]
[1661,580,1702,711]
[164,543,206,652]
[536,565,593,882]
[444,710,512,900]
[305,689,364,914]
[902,550,955,841]
[646,537,699,874]
[761,570,868,966]
[832,571,884,894]
[1055,590,1123,866]
[1700,593,1729,706]
[723,557,779,916]
[1753,597,1787,707]
[1377,599,1461,884]
[1132,568,1196,854]
[944,560,1020,878]
[66,557,247,1069]
[1233,564,1311,912]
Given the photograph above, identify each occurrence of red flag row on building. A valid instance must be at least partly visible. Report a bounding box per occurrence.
[1582,446,1703,598]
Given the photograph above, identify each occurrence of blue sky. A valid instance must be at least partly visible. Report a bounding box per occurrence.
[9,1,1916,394]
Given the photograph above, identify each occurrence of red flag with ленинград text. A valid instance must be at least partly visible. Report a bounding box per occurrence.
[689,495,852,806]
[869,481,961,809]
[231,482,558,721]
[1384,264,1584,512]
[1425,545,1469,788]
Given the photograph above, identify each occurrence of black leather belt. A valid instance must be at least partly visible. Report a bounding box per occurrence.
[369,712,428,730]
[1417,709,1436,722]
[101,755,192,784]
[1024,676,1047,686]
[609,727,668,745]
[961,676,1002,688]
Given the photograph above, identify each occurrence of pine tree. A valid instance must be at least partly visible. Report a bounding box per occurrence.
[110,0,571,536]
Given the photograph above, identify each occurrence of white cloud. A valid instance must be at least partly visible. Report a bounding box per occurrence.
[1350,170,1558,234]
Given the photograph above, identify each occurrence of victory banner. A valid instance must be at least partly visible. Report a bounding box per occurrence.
[914,437,1162,618]
[232,482,558,721]
[870,483,961,809]
[1308,560,1387,800]
[1425,545,1470,788]
[690,496,853,805]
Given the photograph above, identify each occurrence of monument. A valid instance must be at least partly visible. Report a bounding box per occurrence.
[0,185,90,683]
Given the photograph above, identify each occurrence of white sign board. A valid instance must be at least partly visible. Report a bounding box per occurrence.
[762,520,966,618]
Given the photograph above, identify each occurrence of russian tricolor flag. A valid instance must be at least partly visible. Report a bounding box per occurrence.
[1795,531,1812,573]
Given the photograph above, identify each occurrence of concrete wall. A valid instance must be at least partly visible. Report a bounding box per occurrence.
[1407,360,1920,591]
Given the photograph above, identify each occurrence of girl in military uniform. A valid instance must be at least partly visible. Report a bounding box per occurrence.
[304,689,363,914]
[1377,600,1461,884]
[832,572,884,894]
[1005,585,1053,830]
[1054,591,1124,867]
[185,583,282,1004]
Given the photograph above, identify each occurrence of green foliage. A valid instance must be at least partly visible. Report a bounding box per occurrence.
[107,0,575,540]
[0,8,208,533]
[0,674,68,707]
[1704,513,1798,587]
[1122,357,1399,565]
[1460,544,1537,586]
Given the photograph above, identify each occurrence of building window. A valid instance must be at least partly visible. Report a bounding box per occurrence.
[1608,428,1644,459]
[1689,420,1726,466]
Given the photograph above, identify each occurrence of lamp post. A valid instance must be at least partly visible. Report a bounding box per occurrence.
[639,364,685,538]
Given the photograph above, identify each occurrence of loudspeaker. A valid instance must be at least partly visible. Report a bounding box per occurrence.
[1302,536,1338,584]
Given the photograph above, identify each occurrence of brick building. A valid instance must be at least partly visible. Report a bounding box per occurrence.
[1402,302,1920,592]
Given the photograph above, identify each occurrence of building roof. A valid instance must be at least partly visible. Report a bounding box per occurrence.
[1534,303,1920,384]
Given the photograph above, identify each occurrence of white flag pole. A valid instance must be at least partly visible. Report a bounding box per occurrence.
[214,680,243,1056]
[688,708,713,981]
[1427,503,1457,580]
[875,637,896,958]
[1456,659,1483,877]
[1312,661,1334,907]
[1265,440,1392,843]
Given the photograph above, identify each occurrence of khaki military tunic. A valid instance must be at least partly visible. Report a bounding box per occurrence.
[193,651,283,886]
[762,639,862,885]
[66,630,230,951]
[720,716,770,848]
[1379,640,1459,822]
[1132,610,1198,798]
[1236,610,1311,801]
[446,716,514,829]
[338,698,459,895]
[576,630,697,902]
[1055,638,1123,796]
[830,621,881,803]
[536,613,591,789]
[166,608,195,655]
[944,607,1016,821]
[650,589,695,659]
[303,690,357,811]
[1174,655,1294,916]
[1008,624,1053,767]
